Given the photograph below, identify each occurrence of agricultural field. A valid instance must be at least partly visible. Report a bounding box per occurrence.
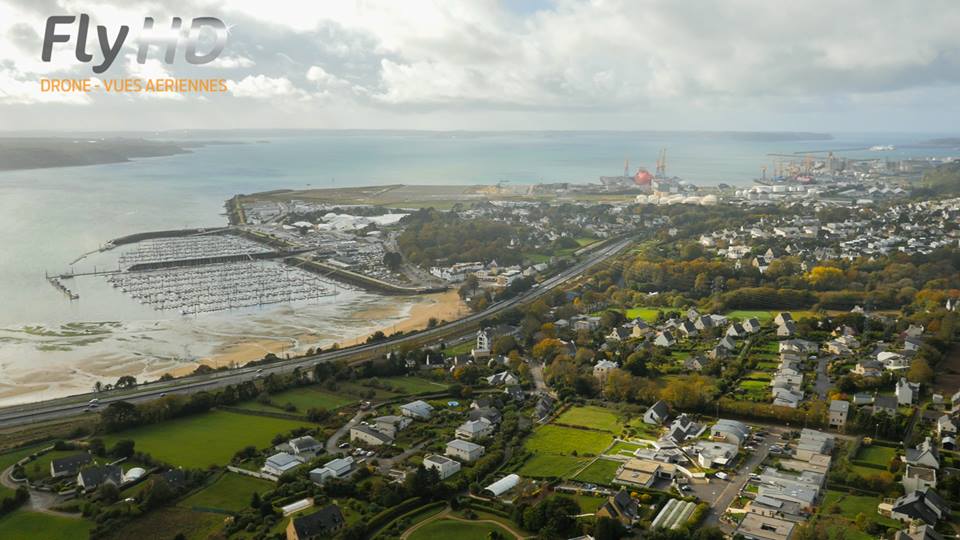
[624,307,661,322]
[517,454,589,478]
[178,472,273,513]
[605,440,648,456]
[378,376,448,395]
[103,507,225,540]
[408,518,517,540]
[738,380,769,400]
[242,386,356,413]
[0,510,92,540]
[555,406,623,433]
[101,410,311,469]
[725,310,774,323]
[523,425,612,456]
[573,459,621,486]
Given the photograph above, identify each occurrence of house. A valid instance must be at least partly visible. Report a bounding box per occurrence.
[726,323,746,338]
[262,452,305,477]
[486,371,519,386]
[773,312,793,327]
[286,504,345,540]
[653,331,676,348]
[852,392,875,405]
[684,356,705,371]
[665,414,705,444]
[309,457,354,484]
[615,458,675,488]
[468,407,502,424]
[906,437,940,469]
[886,488,949,526]
[606,327,632,342]
[776,320,797,337]
[372,415,412,438]
[953,389,960,410]
[896,378,920,405]
[422,454,460,479]
[828,400,850,430]
[593,360,619,380]
[894,523,944,540]
[880,351,911,371]
[718,336,737,352]
[854,360,884,378]
[534,394,555,420]
[643,400,670,425]
[734,513,796,540]
[772,387,803,408]
[904,324,925,338]
[937,415,957,437]
[903,464,937,492]
[446,439,485,462]
[77,464,123,491]
[400,400,434,420]
[288,436,322,458]
[456,418,494,440]
[711,419,751,447]
[795,429,835,461]
[742,318,763,333]
[694,441,739,468]
[904,337,923,352]
[350,425,394,447]
[694,315,715,331]
[596,490,639,526]
[50,453,93,479]
[677,321,698,338]
[874,395,899,416]
[474,327,493,356]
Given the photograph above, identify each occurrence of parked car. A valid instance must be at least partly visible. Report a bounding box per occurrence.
[338,442,350,449]
[715,472,729,480]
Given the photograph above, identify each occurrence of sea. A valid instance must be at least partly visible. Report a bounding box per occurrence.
[0,130,956,404]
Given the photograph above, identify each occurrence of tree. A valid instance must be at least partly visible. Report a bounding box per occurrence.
[907,357,933,384]
[100,401,142,432]
[594,516,625,540]
[109,439,135,459]
[383,251,403,271]
[99,483,120,504]
[115,375,137,389]
[492,335,518,356]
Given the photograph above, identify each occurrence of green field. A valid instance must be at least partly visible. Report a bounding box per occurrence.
[179,473,273,512]
[744,371,772,381]
[408,518,516,540]
[555,406,623,433]
[606,440,647,456]
[574,459,621,485]
[568,494,607,513]
[820,490,900,529]
[725,310,773,323]
[104,506,225,540]
[243,386,355,413]
[102,410,311,469]
[855,445,897,467]
[442,341,474,357]
[517,454,589,478]
[0,510,92,540]
[624,307,661,322]
[379,376,448,395]
[523,425,612,455]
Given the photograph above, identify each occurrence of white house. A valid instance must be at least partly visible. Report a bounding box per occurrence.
[350,425,394,446]
[288,435,322,458]
[422,454,461,480]
[643,400,670,425]
[401,400,435,420]
[262,452,305,477]
[594,360,618,380]
[456,418,494,440]
[310,457,354,484]
[446,439,485,462]
[896,378,920,406]
[486,371,519,386]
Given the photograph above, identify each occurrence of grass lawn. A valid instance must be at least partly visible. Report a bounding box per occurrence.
[625,307,661,322]
[820,490,900,528]
[104,507,225,540]
[568,494,607,513]
[442,341,474,357]
[243,386,356,413]
[725,310,773,323]
[101,410,311,469]
[0,443,47,471]
[855,445,897,467]
[849,464,888,478]
[517,454,589,478]
[555,406,623,433]
[178,472,273,512]
[22,450,80,481]
[0,510,92,540]
[756,361,780,371]
[605,440,647,456]
[574,459,621,485]
[524,425,612,455]
[379,376,448,395]
[743,371,773,381]
[408,518,516,540]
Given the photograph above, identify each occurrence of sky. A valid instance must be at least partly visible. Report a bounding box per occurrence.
[0,0,959,133]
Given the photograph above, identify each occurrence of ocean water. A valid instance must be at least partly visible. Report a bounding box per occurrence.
[0,130,955,403]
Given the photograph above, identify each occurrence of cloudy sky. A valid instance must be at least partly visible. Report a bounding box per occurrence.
[0,0,958,132]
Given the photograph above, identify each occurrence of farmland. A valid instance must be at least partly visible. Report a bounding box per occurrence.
[179,472,273,512]
[242,386,356,413]
[554,405,624,433]
[101,410,311,469]
[573,458,622,485]
[517,453,589,478]
[523,425,612,456]
[0,510,92,540]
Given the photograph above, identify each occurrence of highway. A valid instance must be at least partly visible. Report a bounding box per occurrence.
[0,237,632,429]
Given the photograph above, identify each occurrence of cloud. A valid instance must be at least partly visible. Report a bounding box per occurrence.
[228,74,307,98]
[207,55,255,69]
[0,66,92,104]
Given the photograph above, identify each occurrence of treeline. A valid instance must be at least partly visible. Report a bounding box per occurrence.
[397,208,523,266]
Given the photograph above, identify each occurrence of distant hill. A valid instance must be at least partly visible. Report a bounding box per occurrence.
[0,137,192,171]
[921,161,960,195]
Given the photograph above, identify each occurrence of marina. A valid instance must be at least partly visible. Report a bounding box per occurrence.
[105,260,339,314]
[117,235,272,268]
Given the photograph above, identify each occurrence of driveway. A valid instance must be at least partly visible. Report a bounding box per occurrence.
[324,409,371,454]
[814,355,833,399]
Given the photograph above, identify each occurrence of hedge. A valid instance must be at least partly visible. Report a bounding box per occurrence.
[365,496,426,537]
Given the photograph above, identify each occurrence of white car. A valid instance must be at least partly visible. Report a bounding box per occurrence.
[715,472,729,480]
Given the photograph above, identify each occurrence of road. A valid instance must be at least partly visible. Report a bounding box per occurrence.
[697,426,783,529]
[0,238,631,429]
[814,355,832,400]
[325,409,371,454]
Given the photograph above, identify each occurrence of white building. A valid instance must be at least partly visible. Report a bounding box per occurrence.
[422,454,461,480]
[446,439,485,462]
[262,452,305,477]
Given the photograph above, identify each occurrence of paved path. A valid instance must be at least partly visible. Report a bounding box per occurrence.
[698,428,779,530]
[400,508,532,540]
[814,355,833,399]
[0,465,78,518]
[324,409,371,455]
